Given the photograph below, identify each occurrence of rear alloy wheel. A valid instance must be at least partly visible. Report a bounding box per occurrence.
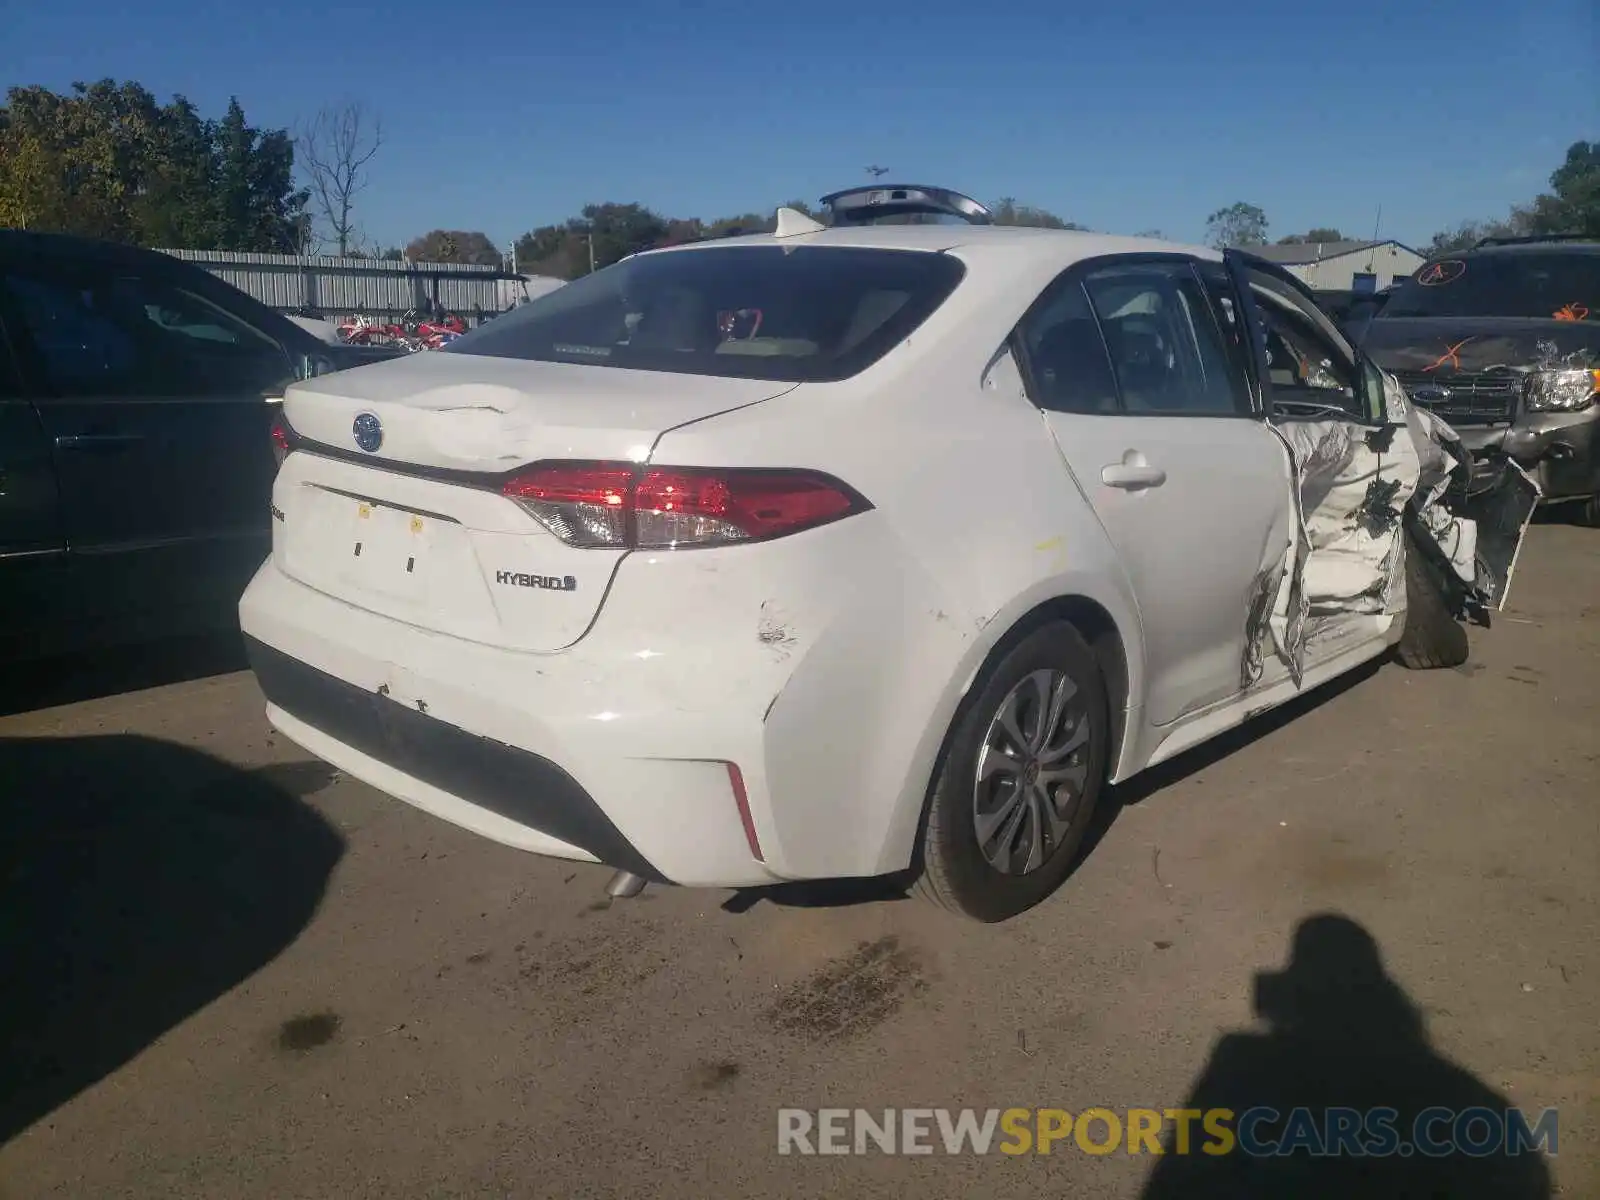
[915,623,1108,922]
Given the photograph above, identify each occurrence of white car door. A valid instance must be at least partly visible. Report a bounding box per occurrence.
[1016,256,1298,728]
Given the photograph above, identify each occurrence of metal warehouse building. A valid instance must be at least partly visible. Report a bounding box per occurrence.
[1247,239,1426,292]
[156,249,558,322]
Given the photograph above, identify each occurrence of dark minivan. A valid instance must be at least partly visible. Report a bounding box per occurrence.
[0,231,401,661]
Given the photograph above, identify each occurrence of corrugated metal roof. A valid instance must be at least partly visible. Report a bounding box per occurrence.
[1247,239,1420,265]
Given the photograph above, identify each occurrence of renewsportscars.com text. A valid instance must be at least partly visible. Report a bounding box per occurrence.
[777,1106,1558,1158]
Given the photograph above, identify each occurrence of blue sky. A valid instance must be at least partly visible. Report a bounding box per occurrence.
[4,0,1596,251]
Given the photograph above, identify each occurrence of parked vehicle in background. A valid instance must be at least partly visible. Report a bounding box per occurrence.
[286,308,345,344]
[0,230,404,662]
[1314,286,1391,333]
[1361,235,1600,525]
[241,184,1536,922]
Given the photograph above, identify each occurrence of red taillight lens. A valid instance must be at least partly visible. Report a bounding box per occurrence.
[501,462,867,549]
[502,463,635,547]
[270,412,294,469]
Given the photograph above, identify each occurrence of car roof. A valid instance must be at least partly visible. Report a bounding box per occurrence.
[0,227,179,267]
[647,221,1220,270]
[1453,239,1600,258]
[0,227,316,349]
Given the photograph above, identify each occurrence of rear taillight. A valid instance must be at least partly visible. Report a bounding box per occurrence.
[270,411,295,469]
[501,462,869,549]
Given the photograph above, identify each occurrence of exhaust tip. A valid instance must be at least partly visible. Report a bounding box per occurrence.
[605,870,648,899]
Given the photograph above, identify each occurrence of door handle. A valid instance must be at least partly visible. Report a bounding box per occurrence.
[56,433,145,452]
[1101,455,1167,490]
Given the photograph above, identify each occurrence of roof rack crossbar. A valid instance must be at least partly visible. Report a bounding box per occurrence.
[1471,232,1598,249]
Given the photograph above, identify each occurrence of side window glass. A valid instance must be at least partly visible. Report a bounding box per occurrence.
[1242,268,1364,418]
[1083,263,1252,415]
[1015,277,1120,414]
[5,274,137,395]
[4,266,290,399]
[1194,261,1258,385]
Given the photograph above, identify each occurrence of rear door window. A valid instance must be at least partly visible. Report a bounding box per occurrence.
[1082,262,1253,416]
[3,264,292,398]
[446,245,966,382]
[1015,277,1121,414]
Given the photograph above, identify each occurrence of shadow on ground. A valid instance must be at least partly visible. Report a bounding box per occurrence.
[0,734,344,1145]
[0,633,249,719]
[721,873,913,914]
[1141,913,1552,1199]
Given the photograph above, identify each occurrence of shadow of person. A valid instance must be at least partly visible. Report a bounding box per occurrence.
[1141,913,1552,1200]
[0,734,345,1145]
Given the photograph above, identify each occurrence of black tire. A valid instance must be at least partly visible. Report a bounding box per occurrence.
[914,622,1109,922]
[1576,494,1600,529]
[1396,529,1469,669]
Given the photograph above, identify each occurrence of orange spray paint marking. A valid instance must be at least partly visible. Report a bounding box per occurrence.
[1424,338,1475,373]
[1553,303,1589,322]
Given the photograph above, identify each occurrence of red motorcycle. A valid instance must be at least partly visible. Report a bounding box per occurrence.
[410,311,468,350]
[338,312,406,347]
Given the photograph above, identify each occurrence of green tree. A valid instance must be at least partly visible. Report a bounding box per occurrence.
[513,202,672,279]
[0,80,305,251]
[991,198,1087,229]
[1206,202,1269,248]
[1538,140,1599,235]
[580,202,668,268]
[1426,139,1600,253]
[213,98,306,252]
[1277,227,1345,244]
[405,229,502,265]
[133,97,221,248]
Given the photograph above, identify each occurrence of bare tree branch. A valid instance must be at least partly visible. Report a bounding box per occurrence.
[296,101,382,256]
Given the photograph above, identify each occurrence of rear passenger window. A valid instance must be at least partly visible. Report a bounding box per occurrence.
[1015,278,1120,414]
[1083,263,1252,416]
[3,266,291,399]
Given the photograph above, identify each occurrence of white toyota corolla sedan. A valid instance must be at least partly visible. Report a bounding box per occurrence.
[243,185,1536,921]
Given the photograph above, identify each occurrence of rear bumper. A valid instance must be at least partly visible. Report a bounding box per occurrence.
[240,560,790,887]
[239,527,977,887]
[245,636,666,880]
[1456,408,1600,502]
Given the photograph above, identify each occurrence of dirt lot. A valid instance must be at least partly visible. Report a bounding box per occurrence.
[2,523,1596,1199]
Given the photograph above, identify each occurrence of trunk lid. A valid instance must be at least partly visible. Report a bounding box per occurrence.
[273,355,796,651]
[282,351,797,471]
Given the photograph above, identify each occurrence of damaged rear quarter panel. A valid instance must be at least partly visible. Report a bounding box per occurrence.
[583,509,979,878]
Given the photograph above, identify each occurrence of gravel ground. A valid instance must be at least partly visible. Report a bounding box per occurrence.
[2,522,1596,1199]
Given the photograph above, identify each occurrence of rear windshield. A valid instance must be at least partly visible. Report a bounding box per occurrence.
[445,245,966,382]
[1380,251,1599,321]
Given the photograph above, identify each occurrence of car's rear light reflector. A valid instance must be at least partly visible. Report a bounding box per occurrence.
[726,762,763,862]
[500,462,868,549]
[270,412,295,469]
